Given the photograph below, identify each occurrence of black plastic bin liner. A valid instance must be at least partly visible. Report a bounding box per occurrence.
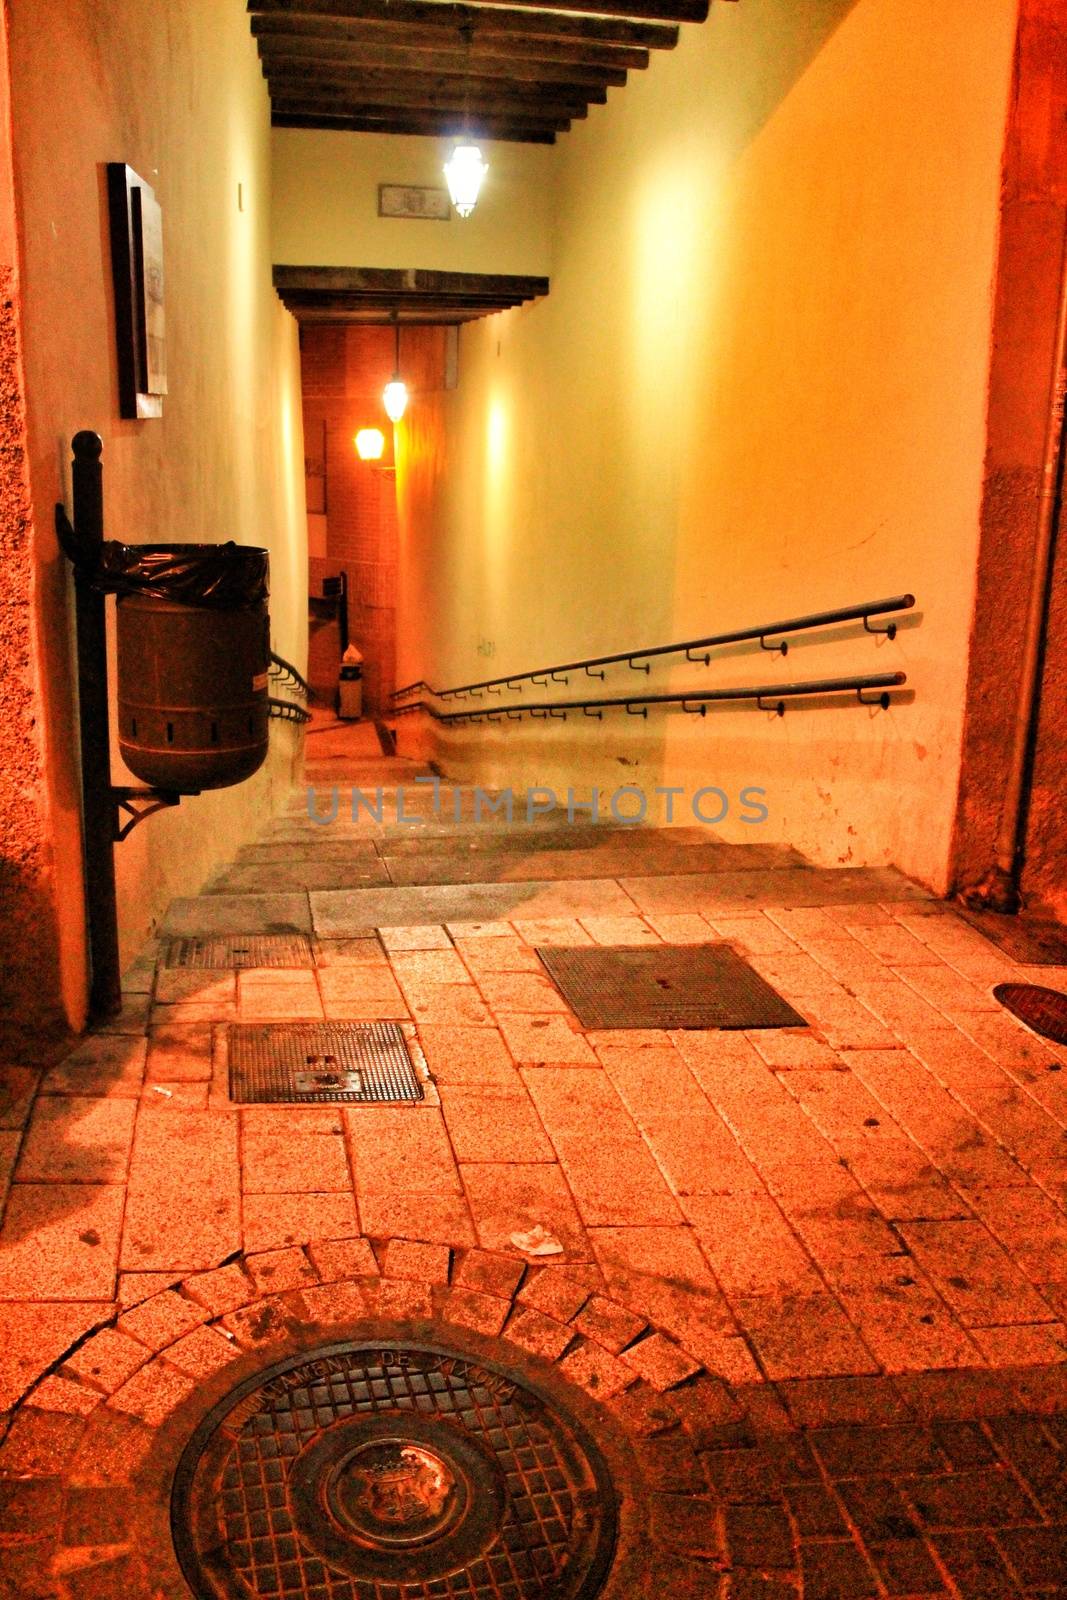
[87,541,269,608]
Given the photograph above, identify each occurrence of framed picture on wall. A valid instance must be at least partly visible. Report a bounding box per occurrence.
[378,183,451,221]
[106,163,168,418]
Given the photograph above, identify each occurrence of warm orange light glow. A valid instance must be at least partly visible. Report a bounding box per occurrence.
[355,428,385,461]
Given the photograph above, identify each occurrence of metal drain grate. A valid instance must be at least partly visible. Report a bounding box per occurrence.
[166,934,316,969]
[171,1340,617,1600]
[228,1022,423,1103]
[961,912,1067,966]
[993,983,1067,1046]
[537,943,806,1030]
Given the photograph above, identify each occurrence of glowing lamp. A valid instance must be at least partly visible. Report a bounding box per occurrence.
[382,379,409,423]
[444,143,488,219]
[355,428,385,461]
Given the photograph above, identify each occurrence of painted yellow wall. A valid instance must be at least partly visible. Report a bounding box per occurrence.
[11,0,307,1022]
[272,129,554,276]
[395,0,1018,892]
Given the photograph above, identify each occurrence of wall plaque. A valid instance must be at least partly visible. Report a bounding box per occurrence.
[378,183,451,221]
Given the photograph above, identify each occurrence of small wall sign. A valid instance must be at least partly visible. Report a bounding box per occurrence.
[378,183,451,222]
[107,164,167,419]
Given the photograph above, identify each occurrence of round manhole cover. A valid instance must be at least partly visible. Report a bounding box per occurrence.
[170,1340,618,1599]
[993,981,1067,1045]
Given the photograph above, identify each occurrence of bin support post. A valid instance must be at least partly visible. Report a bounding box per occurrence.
[68,431,123,1020]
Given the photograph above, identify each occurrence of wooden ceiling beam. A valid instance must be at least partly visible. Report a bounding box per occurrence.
[271,90,578,124]
[250,0,706,25]
[271,110,562,142]
[248,4,679,53]
[274,265,550,324]
[264,70,601,113]
[258,40,631,87]
[253,19,651,68]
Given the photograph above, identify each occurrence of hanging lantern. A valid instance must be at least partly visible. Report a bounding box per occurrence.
[382,312,408,422]
[354,428,385,461]
[444,141,488,219]
[382,378,408,423]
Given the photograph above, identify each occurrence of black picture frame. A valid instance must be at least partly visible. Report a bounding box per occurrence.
[106,163,167,419]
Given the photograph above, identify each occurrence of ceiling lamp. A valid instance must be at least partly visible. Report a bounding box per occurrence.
[444,142,488,220]
[443,23,487,220]
[382,310,408,422]
[355,427,384,461]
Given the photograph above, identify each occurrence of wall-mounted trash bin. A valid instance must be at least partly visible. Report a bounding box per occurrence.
[105,542,270,793]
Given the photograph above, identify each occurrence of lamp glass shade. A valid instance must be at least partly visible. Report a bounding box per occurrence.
[444,143,488,218]
[382,379,409,422]
[355,427,385,460]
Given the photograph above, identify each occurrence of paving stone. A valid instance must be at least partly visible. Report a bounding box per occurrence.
[117,1289,208,1350]
[557,1339,635,1401]
[164,1322,243,1379]
[41,1037,147,1099]
[0,1184,124,1299]
[357,1191,476,1246]
[299,1279,374,1324]
[0,1065,39,1128]
[453,1247,526,1299]
[182,1261,255,1316]
[244,1246,318,1296]
[436,1285,510,1336]
[908,1465,1039,1529]
[868,1537,948,1595]
[725,1503,794,1567]
[106,1357,199,1426]
[347,1106,461,1194]
[572,1293,646,1353]
[623,1332,702,1391]
[27,1373,101,1416]
[377,1278,433,1319]
[799,1540,879,1599]
[932,1530,1023,1599]
[382,1239,451,1284]
[439,1085,555,1162]
[505,1307,574,1360]
[306,1235,379,1281]
[145,1022,216,1081]
[496,1012,598,1065]
[517,1267,591,1321]
[462,1161,589,1257]
[15,1097,136,1185]
[0,1301,112,1411]
[122,1108,240,1272]
[243,1191,360,1251]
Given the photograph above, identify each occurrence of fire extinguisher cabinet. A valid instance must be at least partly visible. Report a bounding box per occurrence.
[109,542,271,793]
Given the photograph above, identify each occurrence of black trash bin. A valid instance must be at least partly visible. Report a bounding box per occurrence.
[92,541,271,793]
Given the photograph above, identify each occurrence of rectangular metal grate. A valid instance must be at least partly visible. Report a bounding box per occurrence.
[536,943,807,1030]
[228,1022,423,1103]
[165,934,317,970]
[959,911,1067,967]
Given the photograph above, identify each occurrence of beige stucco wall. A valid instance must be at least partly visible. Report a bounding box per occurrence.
[395,0,1017,893]
[10,0,307,1027]
[272,128,554,276]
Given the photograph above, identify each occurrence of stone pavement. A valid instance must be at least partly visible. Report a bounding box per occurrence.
[2,742,1067,1596]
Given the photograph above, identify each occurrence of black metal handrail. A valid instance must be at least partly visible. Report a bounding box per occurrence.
[268,695,311,724]
[391,594,915,703]
[269,649,310,699]
[392,671,907,725]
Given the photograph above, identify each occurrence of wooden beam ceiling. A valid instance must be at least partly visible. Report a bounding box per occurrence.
[273,266,551,324]
[249,0,725,143]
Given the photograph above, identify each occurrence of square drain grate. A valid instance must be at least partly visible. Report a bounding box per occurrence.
[165,934,316,970]
[536,943,806,1030]
[228,1022,423,1103]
